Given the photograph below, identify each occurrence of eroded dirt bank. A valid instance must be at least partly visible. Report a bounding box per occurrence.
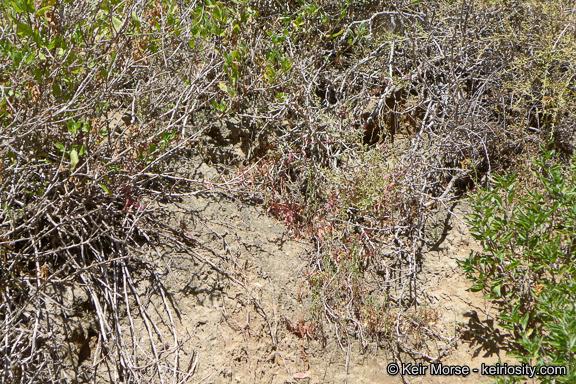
[118,158,514,384]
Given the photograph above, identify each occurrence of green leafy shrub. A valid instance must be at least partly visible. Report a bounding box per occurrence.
[461,148,576,382]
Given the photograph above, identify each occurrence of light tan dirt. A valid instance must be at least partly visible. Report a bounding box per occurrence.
[114,160,517,384]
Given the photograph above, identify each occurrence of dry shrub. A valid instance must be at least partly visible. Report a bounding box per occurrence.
[0,0,213,381]
[235,0,576,361]
[1,0,575,380]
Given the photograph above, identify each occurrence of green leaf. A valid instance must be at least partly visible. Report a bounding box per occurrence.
[499,322,514,331]
[131,11,141,29]
[52,82,61,97]
[11,0,25,13]
[36,5,52,16]
[520,312,530,330]
[67,120,77,133]
[33,67,42,82]
[100,0,109,13]
[332,29,344,38]
[70,149,79,168]
[112,16,123,33]
[264,64,276,84]
[281,56,292,72]
[54,142,65,152]
[16,22,33,37]
[469,284,485,292]
[99,183,111,194]
[211,99,226,112]
[492,284,502,297]
[213,3,222,21]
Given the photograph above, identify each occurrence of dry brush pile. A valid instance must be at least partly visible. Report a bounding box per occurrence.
[1,0,575,382]
[232,0,576,362]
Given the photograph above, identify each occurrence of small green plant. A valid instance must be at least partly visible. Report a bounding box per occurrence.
[461,147,576,383]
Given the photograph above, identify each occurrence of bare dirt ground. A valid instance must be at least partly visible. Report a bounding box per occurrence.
[122,156,516,384]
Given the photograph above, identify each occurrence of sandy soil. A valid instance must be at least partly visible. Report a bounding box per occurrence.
[115,157,518,384]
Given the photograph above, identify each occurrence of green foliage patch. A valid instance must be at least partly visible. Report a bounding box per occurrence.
[462,147,576,382]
